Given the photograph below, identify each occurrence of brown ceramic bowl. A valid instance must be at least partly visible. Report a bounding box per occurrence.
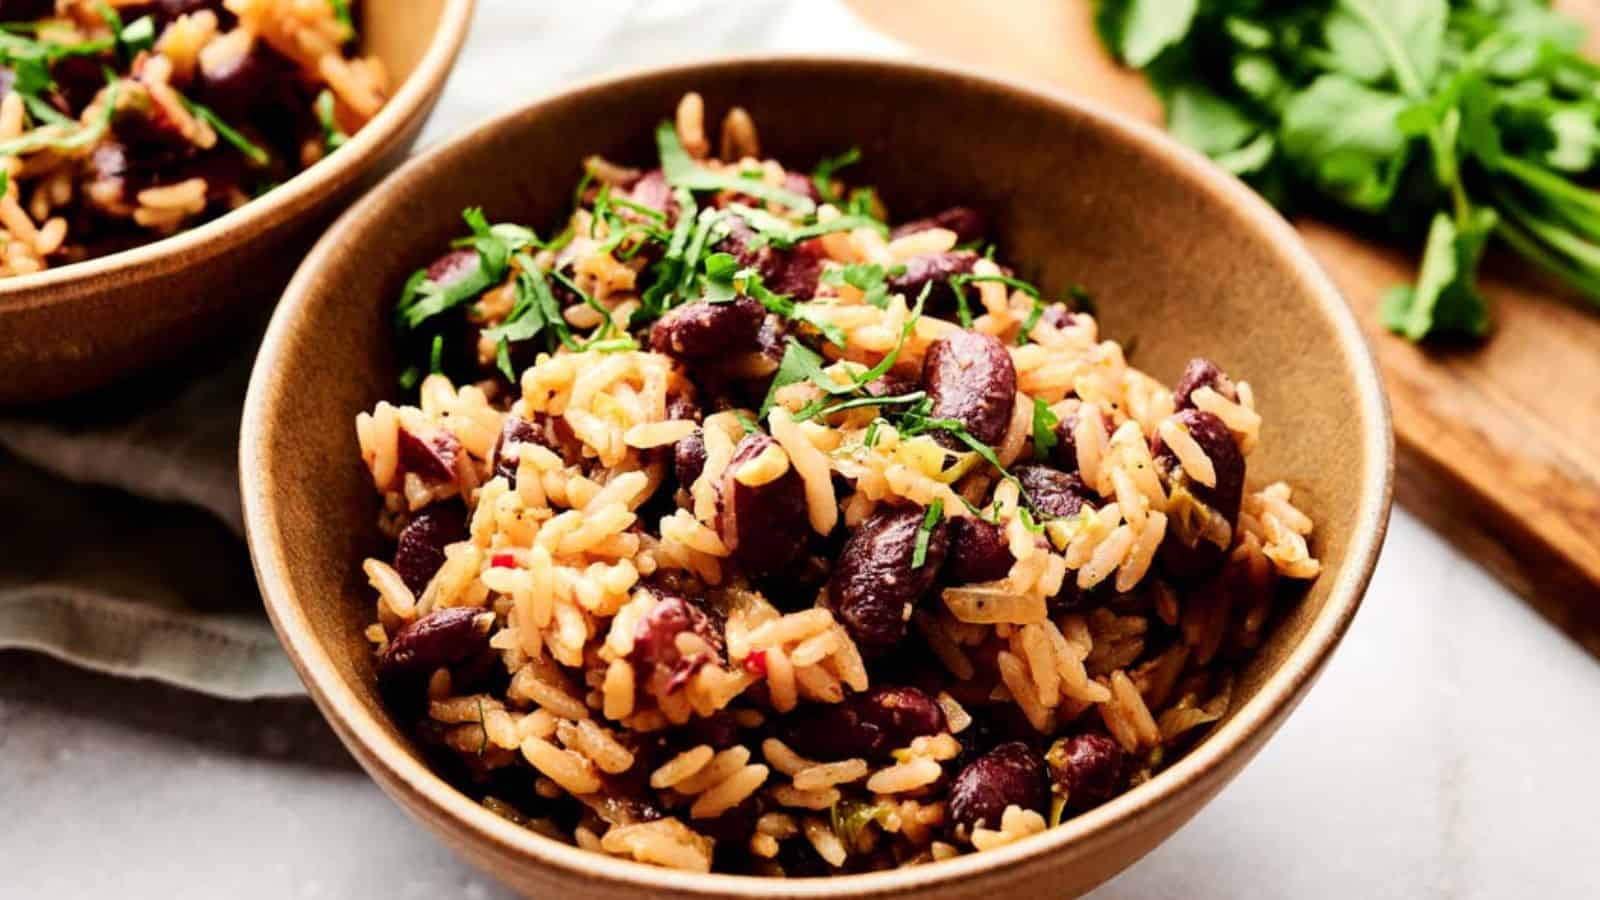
[0,0,475,407]
[241,57,1393,898]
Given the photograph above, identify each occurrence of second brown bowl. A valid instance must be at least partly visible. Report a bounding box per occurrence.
[0,0,475,407]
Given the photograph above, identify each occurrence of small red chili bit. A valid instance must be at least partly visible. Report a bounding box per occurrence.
[490,552,517,569]
[742,649,768,676]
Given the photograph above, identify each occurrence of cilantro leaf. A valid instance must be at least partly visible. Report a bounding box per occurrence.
[1381,208,1496,341]
[1096,0,1199,68]
[1280,75,1412,213]
[656,120,816,212]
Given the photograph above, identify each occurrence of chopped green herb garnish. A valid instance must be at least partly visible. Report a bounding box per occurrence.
[120,15,155,57]
[550,268,617,340]
[1031,397,1059,462]
[0,81,118,157]
[734,411,760,435]
[794,390,927,424]
[845,186,884,221]
[830,799,895,852]
[820,262,892,309]
[0,27,115,97]
[1067,284,1094,315]
[396,208,511,331]
[315,89,349,153]
[810,146,861,202]
[863,418,883,448]
[428,334,445,375]
[330,0,355,37]
[726,203,886,247]
[759,338,856,418]
[182,96,270,166]
[584,336,640,352]
[656,121,816,212]
[763,283,928,419]
[912,499,944,568]
[748,281,848,348]
[21,93,70,127]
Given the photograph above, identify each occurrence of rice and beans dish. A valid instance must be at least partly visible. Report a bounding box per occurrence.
[354,94,1322,876]
[0,0,386,276]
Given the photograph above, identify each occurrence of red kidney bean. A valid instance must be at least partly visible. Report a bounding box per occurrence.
[376,606,490,686]
[426,248,481,289]
[723,217,828,300]
[650,296,765,360]
[1038,304,1088,331]
[490,416,547,486]
[780,685,947,760]
[625,168,677,220]
[827,506,948,656]
[628,590,725,693]
[1049,410,1114,475]
[864,371,920,399]
[1152,409,1245,579]
[665,382,702,424]
[717,434,810,579]
[717,217,827,301]
[674,429,707,489]
[1013,463,1096,519]
[763,241,826,300]
[888,250,978,314]
[922,330,1016,449]
[393,504,467,595]
[83,141,138,208]
[195,37,299,120]
[948,741,1048,831]
[889,206,986,244]
[1173,357,1239,411]
[1046,733,1125,813]
[783,171,822,204]
[114,71,204,151]
[944,516,1015,584]
[50,53,115,115]
[397,426,461,483]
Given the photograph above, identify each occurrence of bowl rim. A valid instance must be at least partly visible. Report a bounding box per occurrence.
[0,0,477,311]
[242,53,1395,897]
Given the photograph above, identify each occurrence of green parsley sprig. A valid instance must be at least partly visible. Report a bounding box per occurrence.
[1097,0,1600,341]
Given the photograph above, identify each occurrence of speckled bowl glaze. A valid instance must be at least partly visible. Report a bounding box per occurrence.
[0,0,475,407]
[241,57,1394,899]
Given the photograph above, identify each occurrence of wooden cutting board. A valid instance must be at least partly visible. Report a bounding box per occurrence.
[847,0,1600,654]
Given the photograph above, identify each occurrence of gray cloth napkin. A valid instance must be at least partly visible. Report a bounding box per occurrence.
[0,0,904,699]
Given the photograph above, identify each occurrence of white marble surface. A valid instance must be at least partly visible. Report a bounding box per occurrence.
[4,1,1599,897]
[7,511,1598,899]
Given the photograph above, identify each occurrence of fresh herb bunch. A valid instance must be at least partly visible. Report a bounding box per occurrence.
[1096,0,1600,341]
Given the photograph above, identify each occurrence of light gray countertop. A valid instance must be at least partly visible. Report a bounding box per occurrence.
[8,510,1597,899]
[4,2,1598,897]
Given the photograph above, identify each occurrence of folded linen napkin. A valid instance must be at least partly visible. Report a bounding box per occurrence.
[0,0,904,699]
